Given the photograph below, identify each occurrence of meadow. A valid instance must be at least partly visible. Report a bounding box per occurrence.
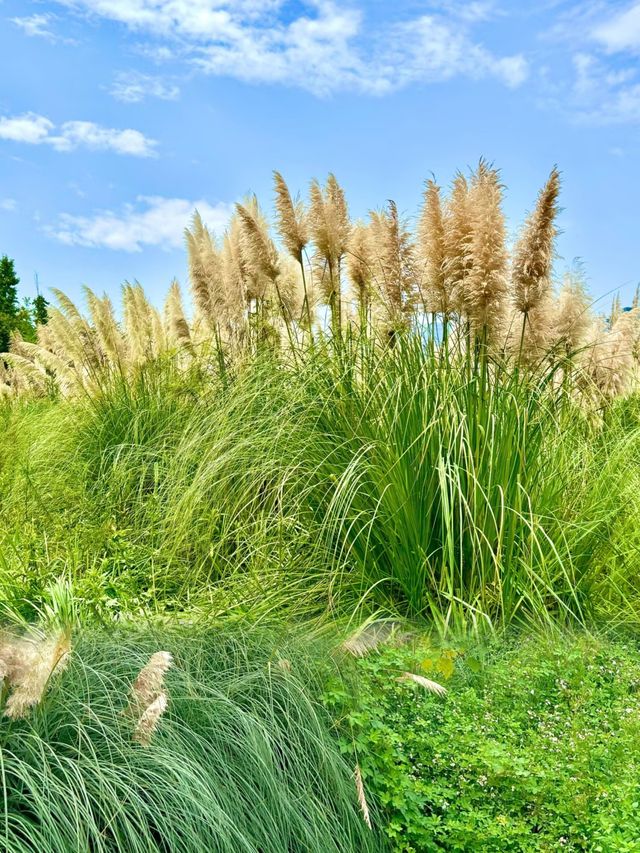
[2,163,640,851]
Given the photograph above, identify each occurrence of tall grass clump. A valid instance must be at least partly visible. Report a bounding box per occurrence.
[0,622,384,852]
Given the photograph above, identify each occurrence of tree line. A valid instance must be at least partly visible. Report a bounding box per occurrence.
[0,255,48,352]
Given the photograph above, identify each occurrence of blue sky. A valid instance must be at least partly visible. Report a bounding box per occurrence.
[0,0,639,309]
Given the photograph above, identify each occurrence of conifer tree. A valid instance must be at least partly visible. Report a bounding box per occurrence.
[0,255,20,352]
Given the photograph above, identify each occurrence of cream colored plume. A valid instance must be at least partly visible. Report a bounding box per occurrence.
[443,173,473,314]
[551,272,592,355]
[133,692,168,746]
[273,171,308,262]
[354,764,372,830]
[127,650,173,716]
[465,163,509,336]
[163,279,192,351]
[368,200,416,333]
[512,168,561,316]
[418,179,449,314]
[2,630,71,719]
[309,174,350,307]
[235,199,280,285]
[346,221,374,320]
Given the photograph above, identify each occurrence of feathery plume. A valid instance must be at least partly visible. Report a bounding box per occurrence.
[186,211,229,332]
[584,310,637,400]
[552,271,592,355]
[3,630,71,719]
[443,173,473,314]
[273,171,308,262]
[418,179,449,314]
[397,672,447,696]
[354,765,372,830]
[84,287,124,367]
[127,651,173,716]
[133,692,168,746]
[221,215,250,324]
[164,279,192,351]
[368,201,416,334]
[512,168,561,315]
[465,163,509,336]
[122,283,155,366]
[309,174,350,309]
[346,222,374,320]
[235,201,280,284]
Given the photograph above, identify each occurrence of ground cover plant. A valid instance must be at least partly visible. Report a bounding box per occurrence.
[2,163,640,849]
[322,629,640,852]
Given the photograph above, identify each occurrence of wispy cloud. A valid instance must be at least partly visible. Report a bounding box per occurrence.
[570,52,640,124]
[47,196,233,252]
[541,2,640,125]
[110,71,180,103]
[52,0,528,96]
[0,198,17,212]
[11,12,77,44]
[0,113,157,156]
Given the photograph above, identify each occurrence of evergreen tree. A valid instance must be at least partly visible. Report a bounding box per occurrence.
[33,293,49,326]
[0,255,20,352]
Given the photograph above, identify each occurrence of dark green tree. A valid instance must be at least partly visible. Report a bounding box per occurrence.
[0,255,20,352]
[33,293,49,326]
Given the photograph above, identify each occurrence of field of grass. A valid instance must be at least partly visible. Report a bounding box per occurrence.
[2,164,640,850]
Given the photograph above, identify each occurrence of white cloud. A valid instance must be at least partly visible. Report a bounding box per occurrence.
[12,13,57,39]
[593,2,640,53]
[0,113,157,156]
[384,16,528,90]
[0,199,17,212]
[12,12,77,44]
[48,196,234,252]
[110,71,180,103]
[570,52,640,124]
[0,113,53,144]
[53,0,528,95]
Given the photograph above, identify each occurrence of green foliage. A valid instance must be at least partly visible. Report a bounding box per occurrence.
[2,334,640,630]
[0,254,20,352]
[33,292,49,326]
[0,257,44,350]
[324,632,640,852]
[0,623,384,852]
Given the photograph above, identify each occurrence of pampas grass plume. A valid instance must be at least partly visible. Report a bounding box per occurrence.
[133,692,169,746]
[3,630,71,719]
[397,672,447,697]
[512,168,560,315]
[273,171,308,262]
[128,650,173,714]
[354,764,372,829]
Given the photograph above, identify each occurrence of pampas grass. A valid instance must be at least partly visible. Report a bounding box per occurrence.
[1,629,71,719]
[4,163,639,407]
[0,626,383,852]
